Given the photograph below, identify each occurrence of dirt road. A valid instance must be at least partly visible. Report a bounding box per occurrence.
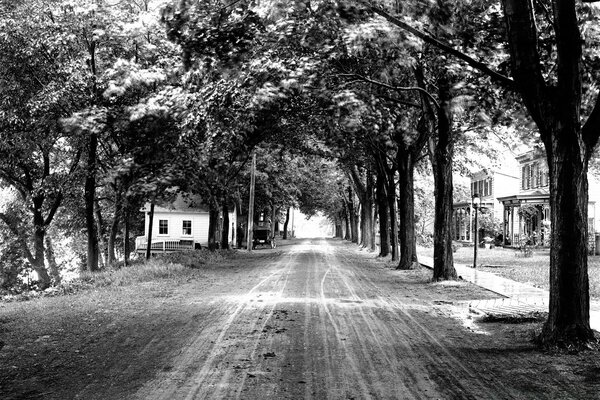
[4,238,600,399]
[130,239,597,400]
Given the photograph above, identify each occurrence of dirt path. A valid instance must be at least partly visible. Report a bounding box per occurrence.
[131,239,598,399]
[3,238,600,399]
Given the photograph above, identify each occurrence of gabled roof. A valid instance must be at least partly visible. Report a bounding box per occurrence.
[140,193,210,214]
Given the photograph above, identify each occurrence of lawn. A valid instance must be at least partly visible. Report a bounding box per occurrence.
[419,245,600,299]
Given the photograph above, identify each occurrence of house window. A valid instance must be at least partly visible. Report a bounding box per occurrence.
[159,219,168,235]
[182,220,192,236]
[522,164,531,189]
[531,163,538,188]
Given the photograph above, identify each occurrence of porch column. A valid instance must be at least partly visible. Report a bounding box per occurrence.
[510,205,515,246]
[503,205,508,246]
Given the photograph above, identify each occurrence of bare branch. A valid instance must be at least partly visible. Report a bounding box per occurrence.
[338,73,441,110]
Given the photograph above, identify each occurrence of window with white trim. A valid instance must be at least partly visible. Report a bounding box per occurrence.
[182,220,192,236]
[159,219,168,235]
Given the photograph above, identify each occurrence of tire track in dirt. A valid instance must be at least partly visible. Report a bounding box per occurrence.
[133,239,585,399]
[332,243,581,399]
[319,240,441,399]
[133,250,297,400]
[330,245,511,399]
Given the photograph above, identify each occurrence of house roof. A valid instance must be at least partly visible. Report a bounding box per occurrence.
[140,193,210,214]
[497,193,549,205]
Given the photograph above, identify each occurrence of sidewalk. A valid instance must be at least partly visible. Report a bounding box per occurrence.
[419,255,600,331]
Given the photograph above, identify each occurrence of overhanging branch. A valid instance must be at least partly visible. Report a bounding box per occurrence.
[339,73,441,110]
[360,1,516,90]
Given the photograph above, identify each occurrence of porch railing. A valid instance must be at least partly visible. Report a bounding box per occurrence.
[135,237,196,253]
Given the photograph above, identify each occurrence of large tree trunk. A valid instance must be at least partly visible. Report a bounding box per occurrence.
[45,236,61,285]
[348,186,359,243]
[397,151,419,270]
[107,187,122,266]
[208,201,220,251]
[270,204,277,240]
[85,132,99,271]
[430,77,457,281]
[500,0,596,345]
[359,202,367,247]
[283,207,290,240]
[32,226,51,289]
[387,169,399,261]
[366,170,376,251]
[541,130,593,344]
[343,200,351,240]
[30,197,51,289]
[376,171,390,257]
[94,199,106,269]
[221,203,230,250]
[123,205,130,267]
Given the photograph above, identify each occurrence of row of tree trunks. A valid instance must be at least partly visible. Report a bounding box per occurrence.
[283,207,290,240]
[350,167,377,251]
[397,149,419,270]
[376,172,390,257]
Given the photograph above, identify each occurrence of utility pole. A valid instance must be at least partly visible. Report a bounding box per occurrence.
[247,152,256,251]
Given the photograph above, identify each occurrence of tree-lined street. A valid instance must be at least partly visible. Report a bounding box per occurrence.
[4,239,600,399]
[4,2,600,395]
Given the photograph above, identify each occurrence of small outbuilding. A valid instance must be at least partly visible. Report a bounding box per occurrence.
[135,194,237,254]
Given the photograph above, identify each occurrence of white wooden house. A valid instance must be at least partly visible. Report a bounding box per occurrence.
[135,194,237,254]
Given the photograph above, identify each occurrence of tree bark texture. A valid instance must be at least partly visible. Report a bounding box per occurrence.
[270,204,277,240]
[350,167,373,248]
[208,202,220,251]
[221,203,230,250]
[376,171,390,257]
[45,236,61,285]
[430,77,457,281]
[94,199,106,269]
[347,186,359,243]
[85,132,99,271]
[283,207,290,240]
[387,170,399,261]
[501,0,598,344]
[108,187,122,266]
[397,150,419,270]
[123,206,130,266]
[366,171,376,251]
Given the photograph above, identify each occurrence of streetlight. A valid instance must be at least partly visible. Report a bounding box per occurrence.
[472,193,480,269]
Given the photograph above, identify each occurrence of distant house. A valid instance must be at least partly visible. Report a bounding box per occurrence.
[498,148,598,247]
[135,194,237,254]
[453,147,600,248]
[452,168,519,242]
